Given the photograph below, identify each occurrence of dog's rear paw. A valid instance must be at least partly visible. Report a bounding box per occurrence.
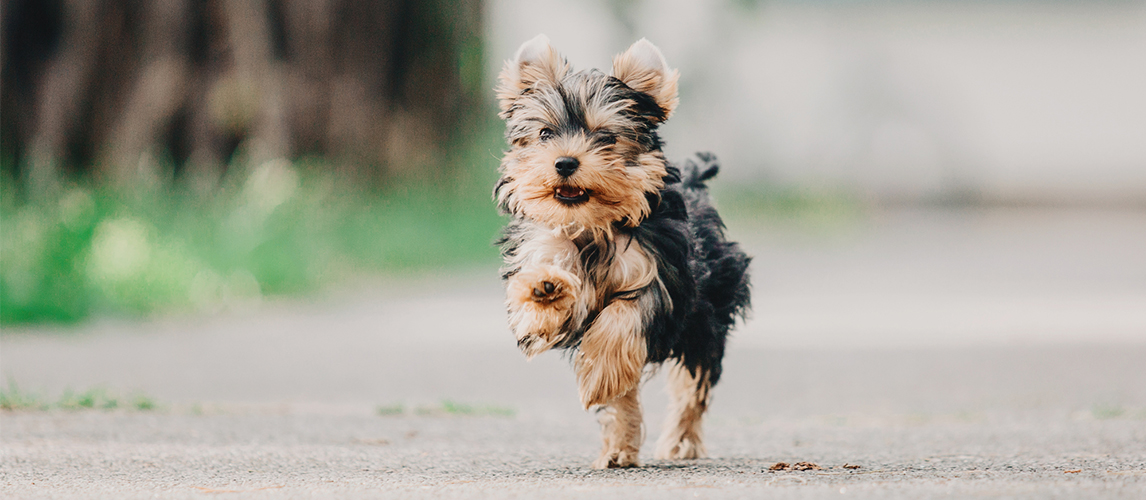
[654,437,707,460]
[592,449,640,469]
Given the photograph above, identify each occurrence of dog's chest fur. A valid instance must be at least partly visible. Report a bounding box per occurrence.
[499,179,695,357]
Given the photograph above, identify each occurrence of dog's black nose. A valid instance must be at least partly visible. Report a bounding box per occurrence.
[554,157,579,177]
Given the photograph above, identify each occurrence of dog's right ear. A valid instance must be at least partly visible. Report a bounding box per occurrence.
[612,39,679,120]
[497,35,569,116]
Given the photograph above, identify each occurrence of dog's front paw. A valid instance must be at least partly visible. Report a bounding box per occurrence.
[509,266,578,307]
[592,448,640,469]
[506,266,580,356]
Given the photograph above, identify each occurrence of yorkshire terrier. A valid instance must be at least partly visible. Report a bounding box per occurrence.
[494,35,751,469]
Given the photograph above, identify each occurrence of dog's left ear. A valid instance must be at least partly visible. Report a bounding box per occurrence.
[612,39,679,121]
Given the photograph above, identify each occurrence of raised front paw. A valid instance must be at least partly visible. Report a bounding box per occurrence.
[510,266,577,306]
[506,266,581,357]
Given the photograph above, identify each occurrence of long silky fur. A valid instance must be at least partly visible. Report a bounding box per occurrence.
[495,37,751,468]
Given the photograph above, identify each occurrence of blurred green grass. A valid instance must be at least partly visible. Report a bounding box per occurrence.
[712,183,862,225]
[1,155,505,325]
[1,379,158,411]
[375,400,516,417]
[1,125,863,326]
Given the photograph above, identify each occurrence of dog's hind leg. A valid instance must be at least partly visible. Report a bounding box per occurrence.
[654,359,711,460]
[592,385,643,469]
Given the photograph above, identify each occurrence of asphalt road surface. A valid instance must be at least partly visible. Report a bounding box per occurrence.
[3,208,1145,499]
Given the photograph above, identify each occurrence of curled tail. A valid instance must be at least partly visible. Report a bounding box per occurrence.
[681,152,720,190]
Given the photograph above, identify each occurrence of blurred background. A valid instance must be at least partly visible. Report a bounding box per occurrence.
[1,1,1144,414]
[2,0,494,323]
[492,0,1146,205]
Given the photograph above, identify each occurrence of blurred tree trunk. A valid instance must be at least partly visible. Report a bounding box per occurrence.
[20,0,103,195]
[99,0,192,187]
[1,0,484,191]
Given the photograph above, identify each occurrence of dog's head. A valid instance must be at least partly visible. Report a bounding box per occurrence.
[494,35,679,235]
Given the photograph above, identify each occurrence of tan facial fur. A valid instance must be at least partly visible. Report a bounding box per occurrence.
[495,37,678,235]
[498,134,667,234]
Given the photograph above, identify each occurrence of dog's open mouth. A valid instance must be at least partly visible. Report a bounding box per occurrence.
[554,185,589,204]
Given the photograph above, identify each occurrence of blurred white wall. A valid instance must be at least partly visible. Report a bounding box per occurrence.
[486,1,1146,204]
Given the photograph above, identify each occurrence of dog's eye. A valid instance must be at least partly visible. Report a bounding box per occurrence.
[597,134,617,146]
[539,128,554,141]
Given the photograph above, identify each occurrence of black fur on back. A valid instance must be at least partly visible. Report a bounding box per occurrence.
[627,152,751,384]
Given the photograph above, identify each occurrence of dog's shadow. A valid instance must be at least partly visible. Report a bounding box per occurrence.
[528,457,777,476]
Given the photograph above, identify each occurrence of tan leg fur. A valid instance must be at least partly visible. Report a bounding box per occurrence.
[575,299,648,408]
[592,386,643,469]
[654,360,710,460]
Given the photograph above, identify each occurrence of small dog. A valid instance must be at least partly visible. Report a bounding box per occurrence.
[494,35,751,469]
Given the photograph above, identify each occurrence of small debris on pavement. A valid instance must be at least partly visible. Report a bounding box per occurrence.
[843,464,862,469]
[768,461,823,471]
[1065,469,1082,474]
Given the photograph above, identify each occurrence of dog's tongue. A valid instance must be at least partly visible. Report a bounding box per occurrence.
[556,186,585,198]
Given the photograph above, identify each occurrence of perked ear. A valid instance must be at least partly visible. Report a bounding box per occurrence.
[611,38,679,120]
[496,35,570,115]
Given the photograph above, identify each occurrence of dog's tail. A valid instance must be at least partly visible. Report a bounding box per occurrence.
[681,151,720,189]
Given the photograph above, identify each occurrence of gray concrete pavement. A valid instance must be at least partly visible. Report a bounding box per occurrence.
[3,409,1145,499]
[2,207,1145,498]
